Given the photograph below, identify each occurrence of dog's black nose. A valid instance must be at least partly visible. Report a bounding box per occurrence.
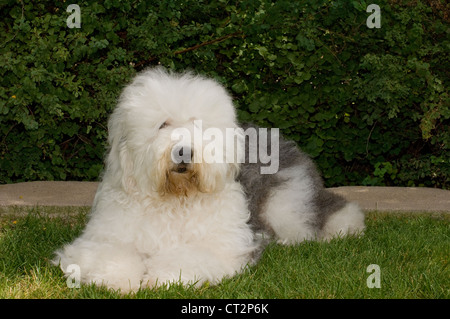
[171,145,193,164]
[175,163,188,174]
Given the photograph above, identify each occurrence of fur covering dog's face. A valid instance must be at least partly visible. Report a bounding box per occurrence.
[104,68,242,198]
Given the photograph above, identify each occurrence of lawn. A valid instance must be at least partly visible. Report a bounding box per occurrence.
[0,206,448,299]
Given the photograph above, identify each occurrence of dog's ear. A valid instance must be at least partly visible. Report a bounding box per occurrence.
[105,110,135,193]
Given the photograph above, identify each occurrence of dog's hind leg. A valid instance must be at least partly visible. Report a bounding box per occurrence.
[319,200,366,241]
[260,167,319,244]
[259,168,365,244]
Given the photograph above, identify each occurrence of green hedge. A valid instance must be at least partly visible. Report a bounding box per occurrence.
[1,0,448,188]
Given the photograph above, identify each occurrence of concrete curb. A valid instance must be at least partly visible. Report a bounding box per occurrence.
[1,182,449,212]
[328,186,450,212]
[0,181,98,207]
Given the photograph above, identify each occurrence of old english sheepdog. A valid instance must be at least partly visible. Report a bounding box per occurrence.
[53,68,365,292]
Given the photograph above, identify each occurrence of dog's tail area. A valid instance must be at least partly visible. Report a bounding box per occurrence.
[320,201,366,241]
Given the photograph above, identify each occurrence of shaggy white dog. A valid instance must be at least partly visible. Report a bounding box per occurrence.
[53,68,365,292]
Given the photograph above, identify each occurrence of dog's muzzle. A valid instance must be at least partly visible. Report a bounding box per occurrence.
[171,145,193,174]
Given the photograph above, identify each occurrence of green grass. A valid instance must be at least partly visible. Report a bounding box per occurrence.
[0,206,448,299]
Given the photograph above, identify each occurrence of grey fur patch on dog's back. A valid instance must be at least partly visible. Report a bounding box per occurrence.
[237,123,347,236]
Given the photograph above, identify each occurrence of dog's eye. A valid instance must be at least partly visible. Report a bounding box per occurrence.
[159,121,168,130]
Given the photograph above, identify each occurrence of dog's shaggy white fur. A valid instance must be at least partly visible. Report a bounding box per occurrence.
[53,68,365,292]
